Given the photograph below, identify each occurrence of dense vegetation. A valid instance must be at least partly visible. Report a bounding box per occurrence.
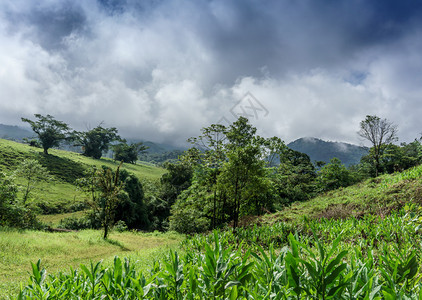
[15,200,422,298]
[167,116,422,233]
[1,114,422,298]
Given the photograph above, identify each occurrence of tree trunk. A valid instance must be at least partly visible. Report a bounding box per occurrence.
[43,147,48,155]
[103,224,108,239]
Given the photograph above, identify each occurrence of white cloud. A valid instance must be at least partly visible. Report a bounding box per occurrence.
[0,0,421,145]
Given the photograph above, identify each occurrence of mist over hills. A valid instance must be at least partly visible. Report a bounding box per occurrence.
[287,137,368,166]
[0,124,33,141]
[0,124,368,166]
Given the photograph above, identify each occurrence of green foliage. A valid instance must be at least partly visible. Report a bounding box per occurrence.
[171,117,281,232]
[113,220,128,232]
[13,159,52,204]
[57,215,93,230]
[16,214,422,299]
[77,164,126,239]
[115,169,150,230]
[358,115,398,177]
[78,167,150,231]
[154,162,193,231]
[274,148,317,204]
[113,140,149,164]
[21,114,72,155]
[317,157,355,192]
[0,172,40,229]
[73,125,121,159]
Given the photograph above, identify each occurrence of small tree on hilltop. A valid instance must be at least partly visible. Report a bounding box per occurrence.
[21,114,72,155]
[358,115,398,177]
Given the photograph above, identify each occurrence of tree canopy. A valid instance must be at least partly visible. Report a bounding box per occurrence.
[113,141,149,164]
[358,115,398,176]
[73,125,121,159]
[21,114,71,155]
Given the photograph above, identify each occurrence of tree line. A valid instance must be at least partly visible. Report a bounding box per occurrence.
[165,115,422,233]
[21,114,148,163]
[2,113,420,236]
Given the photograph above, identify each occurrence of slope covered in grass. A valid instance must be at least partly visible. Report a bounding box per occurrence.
[263,163,422,224]
[0,139,166,214]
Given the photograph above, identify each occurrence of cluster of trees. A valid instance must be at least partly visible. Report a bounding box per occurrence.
[11,113,421,235]
[21,114,148,163]
[68,114,418,235]
[163,115,422,233]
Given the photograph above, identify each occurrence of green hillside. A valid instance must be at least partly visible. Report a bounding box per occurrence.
[0,138,166,214]
[262,163,422,224]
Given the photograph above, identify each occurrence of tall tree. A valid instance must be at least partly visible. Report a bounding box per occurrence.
[187,123,227,228]
[219,117,269,228]
[21,114,71,155]
[73,125,120,159]
[358,115,398,177]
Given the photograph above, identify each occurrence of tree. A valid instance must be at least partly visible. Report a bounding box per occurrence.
[113,141,149,164]
[186,123,227,228]
[114,169,149,229]
[73,125,121,159]
[13,159,52,204]
[316,158,353,192]
[218,117,270,228]
[77,163,125,239]
[358,115,398,177]
[170,117,286,232]
[0,172,39,228]
[274,149,316,204]
[21,114,71,155]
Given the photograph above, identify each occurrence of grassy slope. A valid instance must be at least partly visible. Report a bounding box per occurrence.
[262,164,422,224]
[0,229,183,297]
[0,139,173,297]
[0,139,166,215]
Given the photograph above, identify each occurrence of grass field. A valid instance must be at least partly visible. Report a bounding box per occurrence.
[0,228,183,298]
[0,138,166,216]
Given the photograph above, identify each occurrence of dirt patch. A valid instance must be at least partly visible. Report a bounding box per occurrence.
[316,203,364,220]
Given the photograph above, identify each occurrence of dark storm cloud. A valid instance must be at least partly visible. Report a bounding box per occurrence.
[1,0,421,144]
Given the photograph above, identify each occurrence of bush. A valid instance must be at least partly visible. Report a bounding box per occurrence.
[58,216,93,230]
[113,220,128,232]
[0,172,41,229]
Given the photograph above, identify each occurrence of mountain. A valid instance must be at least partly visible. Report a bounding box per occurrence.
[287,137,368,166]
[0,124,33,141]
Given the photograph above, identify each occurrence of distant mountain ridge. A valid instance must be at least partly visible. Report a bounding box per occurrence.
[0,124,32,141]
[1,124,367,166]
[287,137,368,166]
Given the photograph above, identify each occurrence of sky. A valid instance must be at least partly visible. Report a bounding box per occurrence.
[1,0,421,146]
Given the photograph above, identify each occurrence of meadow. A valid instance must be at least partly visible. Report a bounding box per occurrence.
[13,207,422,299]
[2,138,422,298]
[0,229,182,298]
